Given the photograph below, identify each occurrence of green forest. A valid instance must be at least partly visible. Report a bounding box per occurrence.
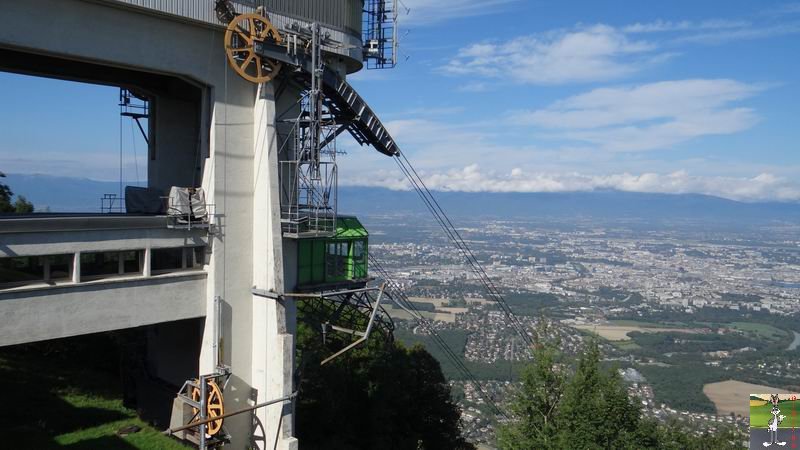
[498,334,744,449]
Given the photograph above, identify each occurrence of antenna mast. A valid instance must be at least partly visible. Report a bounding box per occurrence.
[362,0,398,69]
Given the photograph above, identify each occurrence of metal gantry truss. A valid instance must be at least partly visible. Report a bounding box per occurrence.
[280,24,340,237]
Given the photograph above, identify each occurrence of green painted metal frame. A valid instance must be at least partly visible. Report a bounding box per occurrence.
[297,216,368,287]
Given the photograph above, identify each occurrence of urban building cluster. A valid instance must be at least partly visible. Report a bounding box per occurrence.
[369,217,799,445]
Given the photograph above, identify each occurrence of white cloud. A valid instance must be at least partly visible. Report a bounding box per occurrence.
[623,19,750,33]
[622,17,800,44]
[440,14,800,86]
[762,3,800,17]
[0,151,145,182]
[456,81,490,92]
[440,25,667,85]
[342,165,800,202]
[514,79,763,152]
[399,0,519,26]
[674,22,800,44]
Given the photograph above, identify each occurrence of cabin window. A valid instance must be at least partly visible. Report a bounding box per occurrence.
[81,252,120,278]
[121,251,142,274]
[151,248,184,272]
[151,246,206,273]
[0,256,45,285]
[0,254,76,287]
[80,250,143,279]
[47,254,72,280]
[353,240,365,260]
[325,241,349,279]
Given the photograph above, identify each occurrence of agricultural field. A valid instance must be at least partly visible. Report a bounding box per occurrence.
[571,323,703,341]
[704,380,792,418]
[608,319,689,328]
[728,322,788,342]
[611,340,641,351]
[382,304,459,323]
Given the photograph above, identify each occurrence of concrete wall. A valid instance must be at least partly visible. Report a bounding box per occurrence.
[0,223,208,257]
[149,93,203,193]
[0,1,306,447]
[146,318,204,387]
[106,0,365,71]
[0,273,206,346]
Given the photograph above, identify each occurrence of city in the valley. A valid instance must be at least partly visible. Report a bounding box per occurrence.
[365,214,800,445]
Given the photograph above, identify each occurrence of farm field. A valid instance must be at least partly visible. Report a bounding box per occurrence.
[382,304,458,323]
[608,319,688,328]
[704,380,792,418]
[611,340,641,351]
[728,322,788,342]
[576,319,790,344]
[571,323,703,341]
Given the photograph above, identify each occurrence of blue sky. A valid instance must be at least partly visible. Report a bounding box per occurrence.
[0,73,145,185]
[345,0,800,201]
[0,0,798,202]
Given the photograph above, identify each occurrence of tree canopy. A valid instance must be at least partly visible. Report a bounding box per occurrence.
[497,331,743,449]
[294,313,474,450]
[0,173,34,213]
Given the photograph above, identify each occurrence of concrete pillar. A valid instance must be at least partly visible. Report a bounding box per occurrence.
[251,82,298,450]
[72,252,81,283]
[143,247,152,278]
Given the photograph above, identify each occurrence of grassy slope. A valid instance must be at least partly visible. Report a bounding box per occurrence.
[0,351,188,449]
[729,322,788,342]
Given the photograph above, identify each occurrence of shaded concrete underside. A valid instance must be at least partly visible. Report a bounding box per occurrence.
[0,273,207,346]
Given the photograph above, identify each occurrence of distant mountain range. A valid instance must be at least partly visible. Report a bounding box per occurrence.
[340,187,800,223]
[3,174,142,212]
[4,173,799,223]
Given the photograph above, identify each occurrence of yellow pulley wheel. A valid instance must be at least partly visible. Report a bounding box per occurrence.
[191,379,225,437]
[224,13,283,84]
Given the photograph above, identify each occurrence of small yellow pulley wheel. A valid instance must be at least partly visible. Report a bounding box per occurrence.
[224,13,283,84]
[191,379,225,437]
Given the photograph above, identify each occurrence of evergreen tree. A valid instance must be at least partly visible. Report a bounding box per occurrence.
[498,335,744,449]
[555,342,642,448]
[496,331,564,449]
[14,195,34,213]
[0,173,33,213]
[294,316,474,450]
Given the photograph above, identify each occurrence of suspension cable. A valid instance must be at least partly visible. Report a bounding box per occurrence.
[370,254,508,419]
[391,153,534,351]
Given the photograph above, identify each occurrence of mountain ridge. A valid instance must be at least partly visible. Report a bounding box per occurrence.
[3,173,798,222]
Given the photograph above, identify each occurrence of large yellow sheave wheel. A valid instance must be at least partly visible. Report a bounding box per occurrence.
[224,13,283,84]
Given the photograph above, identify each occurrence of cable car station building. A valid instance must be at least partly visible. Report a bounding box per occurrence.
[0,1,399,448]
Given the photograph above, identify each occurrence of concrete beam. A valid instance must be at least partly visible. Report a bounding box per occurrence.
[0,272,206,347]
[0,225,208,258]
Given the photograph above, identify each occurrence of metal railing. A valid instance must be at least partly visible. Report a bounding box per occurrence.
[101,194,126,213]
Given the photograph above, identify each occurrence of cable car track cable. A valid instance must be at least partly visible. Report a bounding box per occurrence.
[369,254,508,419]
[390,153,534,351]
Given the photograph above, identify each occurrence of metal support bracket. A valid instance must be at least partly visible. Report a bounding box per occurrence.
[320,282,386,365]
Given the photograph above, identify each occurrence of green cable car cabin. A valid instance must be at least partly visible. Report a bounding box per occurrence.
[296,216,369,290]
